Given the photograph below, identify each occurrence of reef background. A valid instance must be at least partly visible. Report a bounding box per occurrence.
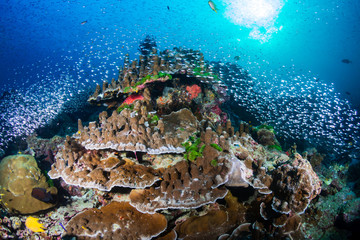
[1,1,360,239]
[1,0,360,102]
[1,0,360,159]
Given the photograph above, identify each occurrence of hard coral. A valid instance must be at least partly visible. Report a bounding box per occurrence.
[0,154,57,214]
[256,128,277,146]
[48,142,163,191]
[175,191,247,240]
[77,106,198,155]
[63,201,167,239]
[129,148,231,214]
[186,84,201,100]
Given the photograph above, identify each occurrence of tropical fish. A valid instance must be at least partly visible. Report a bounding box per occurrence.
[59,222,67,232]
[341,59,352,64]
[81,20,88,25]
[123,94,144,105]
[25,216,46,233]
[208,1,218,13]
[31,188,53,203]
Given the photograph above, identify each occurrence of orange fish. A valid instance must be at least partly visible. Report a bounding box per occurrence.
[123,94,144,105]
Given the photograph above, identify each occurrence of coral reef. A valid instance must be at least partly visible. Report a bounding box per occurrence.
[0,154,57,214]
[0,47,327,239]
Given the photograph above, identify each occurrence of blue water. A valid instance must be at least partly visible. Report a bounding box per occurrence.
[0,0,359,158]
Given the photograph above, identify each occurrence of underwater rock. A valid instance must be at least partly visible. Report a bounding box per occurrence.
[0,154,57,214]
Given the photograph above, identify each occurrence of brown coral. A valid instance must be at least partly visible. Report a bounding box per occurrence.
[0,154,57,214]
[129,148,231,213]
[174,192,247,240]
[48,139,163,191]
[256,128,276,146]
[79,107,198,155]
[270,153,321,215]
[63,201,167,239]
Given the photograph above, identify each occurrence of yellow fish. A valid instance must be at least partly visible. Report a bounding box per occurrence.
[25,216,46,233]
[208,1,218,13]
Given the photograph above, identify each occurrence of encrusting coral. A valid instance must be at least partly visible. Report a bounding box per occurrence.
[0,154,57,214]
[63,201,167,239]
[47,47,322,239]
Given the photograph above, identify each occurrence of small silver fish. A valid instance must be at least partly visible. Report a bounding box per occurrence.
[208,1,218,13]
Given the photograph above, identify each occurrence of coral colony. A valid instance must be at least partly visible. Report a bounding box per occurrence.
[3,46,357,239]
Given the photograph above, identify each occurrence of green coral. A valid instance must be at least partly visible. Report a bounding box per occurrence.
[134,75,150,87]
[253,124,275,133]
[43,170,54,187]
[121,73,173,94]
[267,144,282,151]
[158,71,172,80]
[210,143,223,152]
[188,151,201,161]
[210,159,218,167]
[199,144,206,154]
[123,86,131,93]
[116,103,134,113]
[148,114,159,125]
[133,72,172,89]
[182,136,204,162]
[192,66,219,80]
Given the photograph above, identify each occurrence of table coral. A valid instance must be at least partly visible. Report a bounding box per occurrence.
[129,145,231,213]
[77,106,197,154]
[48,144,163,191]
